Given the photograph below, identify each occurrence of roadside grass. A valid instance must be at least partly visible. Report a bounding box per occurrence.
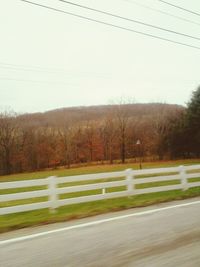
[0,159,200,233]
[1,187,200,234]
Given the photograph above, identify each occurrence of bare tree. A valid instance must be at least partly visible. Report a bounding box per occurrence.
[113,101,131,164]
[100,111,117,164]
[58,123,74,168]
[152,105,173,160]
[0,111,18,174]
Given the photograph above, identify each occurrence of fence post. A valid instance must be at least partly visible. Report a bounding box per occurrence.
[48,176,58,213]
[126,168,134,196]
[179,165,188,191]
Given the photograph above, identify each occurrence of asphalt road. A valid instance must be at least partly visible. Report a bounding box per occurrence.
[1,198,200,267]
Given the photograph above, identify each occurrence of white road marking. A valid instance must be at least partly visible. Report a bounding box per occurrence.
[1,199,200,246]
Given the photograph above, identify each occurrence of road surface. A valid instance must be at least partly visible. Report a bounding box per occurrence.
[1,198,200,267]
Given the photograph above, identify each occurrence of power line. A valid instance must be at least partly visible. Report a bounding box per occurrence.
[0,61,110,79]
[0,77,74,85]
[159,0,200,17]
[19,0,200,51]
[0,65,65,74]
[0,63,109,78]
[122,0,200,27]
[0,61,66,73]
[58,0,200,41]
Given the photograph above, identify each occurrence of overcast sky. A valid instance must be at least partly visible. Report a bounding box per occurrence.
[0,0,200,113]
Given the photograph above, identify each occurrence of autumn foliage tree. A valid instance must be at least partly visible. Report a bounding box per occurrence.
[0,102,186,175]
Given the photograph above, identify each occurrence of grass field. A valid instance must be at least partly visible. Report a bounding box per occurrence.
[0,159,200,233]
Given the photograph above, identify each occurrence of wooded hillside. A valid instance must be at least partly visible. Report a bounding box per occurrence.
[0,103,184,175]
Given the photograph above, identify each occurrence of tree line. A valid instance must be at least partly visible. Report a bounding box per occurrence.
[167,86,200,159]
[1,90,199,176]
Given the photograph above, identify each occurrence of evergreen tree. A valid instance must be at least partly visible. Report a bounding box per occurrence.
[186,86,200,156]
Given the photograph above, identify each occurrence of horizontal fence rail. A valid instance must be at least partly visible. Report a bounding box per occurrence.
[0,164,200,215]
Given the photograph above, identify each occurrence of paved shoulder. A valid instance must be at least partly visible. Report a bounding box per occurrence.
[1,198,200,266]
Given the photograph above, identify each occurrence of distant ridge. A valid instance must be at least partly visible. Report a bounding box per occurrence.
[19,103,184,126]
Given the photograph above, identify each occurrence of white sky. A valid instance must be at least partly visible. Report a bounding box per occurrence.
[0,0,200,113]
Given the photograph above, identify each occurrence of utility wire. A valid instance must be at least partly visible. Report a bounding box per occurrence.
[122,0,200,27]
[58,0,200,41]
[19,0,200,51]
[0,77,74,85]
[0,61,66,73]
[0,65,65,74]
[159,0,200,17]
[0,61,109,78]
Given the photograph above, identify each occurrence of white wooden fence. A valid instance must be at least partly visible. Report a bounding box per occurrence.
[0,164,200,215]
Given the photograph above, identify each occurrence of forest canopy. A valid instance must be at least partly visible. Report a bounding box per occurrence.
[0,96,197,175]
